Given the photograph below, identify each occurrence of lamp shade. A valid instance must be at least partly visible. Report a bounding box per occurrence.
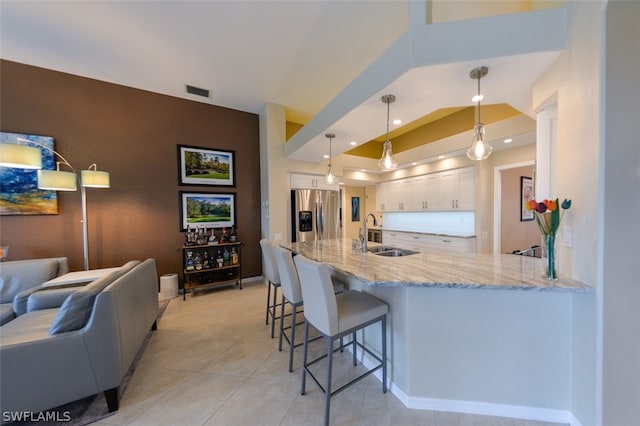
[81,169,110,188]
[0,143,42,169]
[37,170,77,191]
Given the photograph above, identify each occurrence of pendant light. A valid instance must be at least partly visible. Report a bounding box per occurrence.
[378,94,398,171]
[325,133,336,184]
[466,66,493,161]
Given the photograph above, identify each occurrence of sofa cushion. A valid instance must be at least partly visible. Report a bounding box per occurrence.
[48,261,140,335]
[0,304,15,326]
[0,259,60,304]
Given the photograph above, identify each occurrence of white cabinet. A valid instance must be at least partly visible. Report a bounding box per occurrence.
[376,167,474,212]
[382,230,476,254]
[290,173,339,191]
[376,182,390,212]
[424,167,475,211]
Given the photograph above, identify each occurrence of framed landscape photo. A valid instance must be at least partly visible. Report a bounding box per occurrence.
[178,145,235,187]
[520,176,534,221]
[179,192,235,231]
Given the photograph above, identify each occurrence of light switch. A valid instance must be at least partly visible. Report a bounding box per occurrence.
[563,227,573,248]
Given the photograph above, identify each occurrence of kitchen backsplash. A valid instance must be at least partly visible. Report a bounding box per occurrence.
[382,211,475,236]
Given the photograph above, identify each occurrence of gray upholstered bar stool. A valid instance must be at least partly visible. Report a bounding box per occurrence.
[271,245,344,372]
[293,254,388,426]
[259,239,281,338]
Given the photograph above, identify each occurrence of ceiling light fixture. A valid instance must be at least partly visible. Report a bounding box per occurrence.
[379,94,398,171]
[325,133,336,184]
[466,66,492,161]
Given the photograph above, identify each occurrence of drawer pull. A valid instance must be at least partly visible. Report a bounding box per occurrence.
[442,239,451,243]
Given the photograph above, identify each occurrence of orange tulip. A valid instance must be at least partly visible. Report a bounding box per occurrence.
[547,199,557,211]
[526,200,537,211]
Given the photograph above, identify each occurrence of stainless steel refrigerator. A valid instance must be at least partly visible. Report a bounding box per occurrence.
[291,189,341,242]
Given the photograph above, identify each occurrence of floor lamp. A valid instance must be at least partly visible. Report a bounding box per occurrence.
[0,138,110,270]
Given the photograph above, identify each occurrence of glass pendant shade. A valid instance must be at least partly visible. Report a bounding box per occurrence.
[466,66,492,161]
[0,143,42,169]
[324,132,337,184]
[325,165,335,184]
[378,140,398,171]
[37,169,77,191]
[81,169,110,188]
[466,123,492,160]
[379,94,398,171]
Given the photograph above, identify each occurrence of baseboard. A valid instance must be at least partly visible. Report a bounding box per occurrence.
[241,275,264,284]
[356,346,582,426]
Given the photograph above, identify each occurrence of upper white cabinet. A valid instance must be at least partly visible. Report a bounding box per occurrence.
[432,167,475,210]
[375,167,474,212]
[290,173,339,191]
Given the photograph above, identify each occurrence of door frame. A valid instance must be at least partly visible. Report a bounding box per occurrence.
[492,160,535,254]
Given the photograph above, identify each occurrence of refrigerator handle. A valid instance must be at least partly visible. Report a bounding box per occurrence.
[316,202,323,239]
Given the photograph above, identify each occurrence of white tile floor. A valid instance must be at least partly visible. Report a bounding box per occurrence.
[94,282,566,426]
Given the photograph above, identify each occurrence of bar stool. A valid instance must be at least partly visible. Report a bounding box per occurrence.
[293,254,388,426]
[271,246,345,372]
[259,239,281,338]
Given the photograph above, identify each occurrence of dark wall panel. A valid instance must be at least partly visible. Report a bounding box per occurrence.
[0,60,262,279]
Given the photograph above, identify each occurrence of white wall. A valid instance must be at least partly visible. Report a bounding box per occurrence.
[601,2,640,425]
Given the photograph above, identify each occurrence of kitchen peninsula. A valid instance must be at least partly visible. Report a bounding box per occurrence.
[281,238,592,422]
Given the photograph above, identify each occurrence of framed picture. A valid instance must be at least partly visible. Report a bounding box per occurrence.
[179,192,235,231]
[178,145,235,187]
[0,132,58,215]
[520,176,534,221]
[351,196,360,222]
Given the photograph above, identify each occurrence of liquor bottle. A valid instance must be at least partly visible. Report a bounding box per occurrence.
[231,247,239,265]
[203,250,210,269]
[216,250,223,268]
[223,247,230,266]
[230,225,237,243]
[194,252,203,270]
[208,228,217,245]
[185,251,195,271]
[221,227,229,243]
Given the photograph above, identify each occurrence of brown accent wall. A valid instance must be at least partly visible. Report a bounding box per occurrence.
[0,60,262,280]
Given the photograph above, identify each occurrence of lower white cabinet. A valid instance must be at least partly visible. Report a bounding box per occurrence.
[382,230,476,254]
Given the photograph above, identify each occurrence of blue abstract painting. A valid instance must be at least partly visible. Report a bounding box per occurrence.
[0,132,58,215]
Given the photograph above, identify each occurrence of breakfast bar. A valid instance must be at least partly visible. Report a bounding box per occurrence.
[281,238,593,422]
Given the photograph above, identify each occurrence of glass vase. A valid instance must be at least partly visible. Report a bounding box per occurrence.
[541,234,558,280]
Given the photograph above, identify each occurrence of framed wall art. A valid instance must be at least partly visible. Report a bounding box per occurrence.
[179,191,235,231]
[520,176,534,221]
[178,145,235,187]
[0,131,58,215]
[351,196,360,222]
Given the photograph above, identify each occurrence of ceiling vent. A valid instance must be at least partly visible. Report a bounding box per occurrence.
[186,85,210,98]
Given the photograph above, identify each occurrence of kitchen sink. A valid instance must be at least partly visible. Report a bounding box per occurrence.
[367,246,419,257]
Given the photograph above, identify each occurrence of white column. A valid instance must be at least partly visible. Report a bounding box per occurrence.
[535,107,557,199]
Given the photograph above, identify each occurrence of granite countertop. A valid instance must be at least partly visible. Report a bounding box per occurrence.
[280,239,592,293]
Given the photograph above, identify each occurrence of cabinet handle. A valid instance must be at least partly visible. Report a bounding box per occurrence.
[442,239,451,243]
[455,200,458,208]
[413,236,419,239]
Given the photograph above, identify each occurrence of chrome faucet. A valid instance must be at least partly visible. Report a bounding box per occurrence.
[361,213,379,252]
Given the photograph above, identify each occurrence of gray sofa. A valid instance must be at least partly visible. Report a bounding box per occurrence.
[0,257,69,325]
[0,258,159,417]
